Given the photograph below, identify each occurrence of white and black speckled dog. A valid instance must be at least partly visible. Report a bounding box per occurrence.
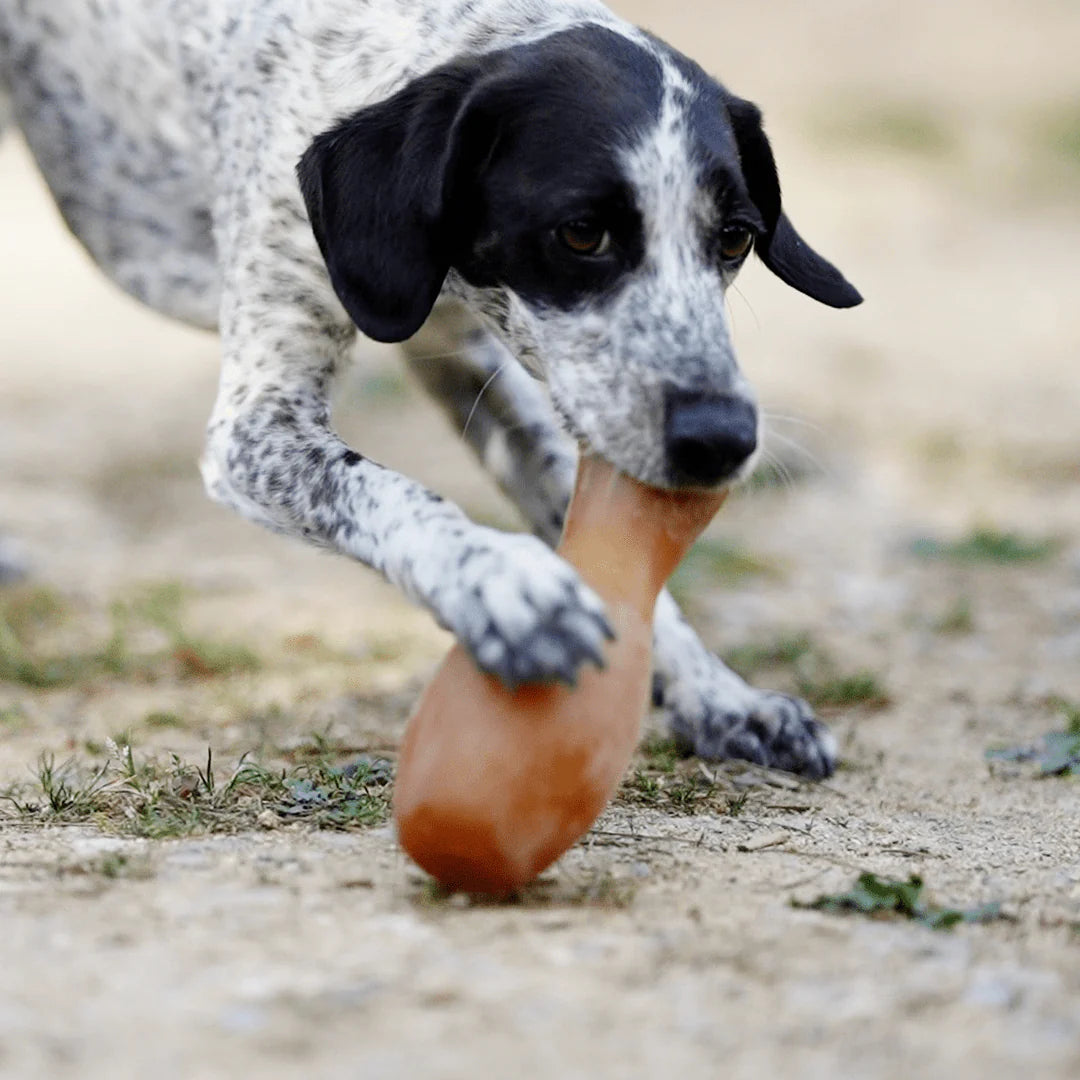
[0,0,861,778]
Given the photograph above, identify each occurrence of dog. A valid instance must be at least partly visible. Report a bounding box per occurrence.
[0,0,860,779]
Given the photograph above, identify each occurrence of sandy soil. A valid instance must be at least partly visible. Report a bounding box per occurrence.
[2,1,1079,1077]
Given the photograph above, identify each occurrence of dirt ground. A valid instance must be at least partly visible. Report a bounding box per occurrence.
[2,1,1079,1077]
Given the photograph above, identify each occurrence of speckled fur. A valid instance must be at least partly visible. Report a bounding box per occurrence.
[453,59,757,488]
[0,0,838,777]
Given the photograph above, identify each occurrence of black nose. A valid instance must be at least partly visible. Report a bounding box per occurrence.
[664,389,758,487]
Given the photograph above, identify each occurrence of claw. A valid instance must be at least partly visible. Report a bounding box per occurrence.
[663,684,837,779]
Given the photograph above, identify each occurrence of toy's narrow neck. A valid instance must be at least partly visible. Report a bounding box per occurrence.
[557,454,727,614]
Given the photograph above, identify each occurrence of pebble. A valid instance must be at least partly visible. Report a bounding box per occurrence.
[737,830,792,852]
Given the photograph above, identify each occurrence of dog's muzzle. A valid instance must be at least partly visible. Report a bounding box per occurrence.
[663,387,758,487]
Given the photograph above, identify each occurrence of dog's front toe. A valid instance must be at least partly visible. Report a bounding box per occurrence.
[658,656,838,779]
[675,690,837,780]
[469,595,613,687]
[446,531,614,689]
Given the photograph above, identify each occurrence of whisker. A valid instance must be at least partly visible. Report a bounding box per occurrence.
[761,427,834,482]
[761,410,825,434]
[460,363,507,442]
[756,448,796,494]
[727,283,761,334]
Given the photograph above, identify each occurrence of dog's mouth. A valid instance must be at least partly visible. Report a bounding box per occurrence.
[549,376,758,493]
[571,438,745,497]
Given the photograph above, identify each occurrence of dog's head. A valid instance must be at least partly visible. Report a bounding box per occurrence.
[299,25,861,489]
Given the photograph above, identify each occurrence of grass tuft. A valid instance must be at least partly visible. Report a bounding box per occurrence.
[0,741,393,837]
[618,744,752,815]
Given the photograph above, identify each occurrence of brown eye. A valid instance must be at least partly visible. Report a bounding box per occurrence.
[719,227,753,261]
[557,220,611,256]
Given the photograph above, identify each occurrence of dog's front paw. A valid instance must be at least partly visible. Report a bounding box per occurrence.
[445,531,614,688]
[659,662,837,780]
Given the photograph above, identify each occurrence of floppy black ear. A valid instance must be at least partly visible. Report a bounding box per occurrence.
[297,62,486,342]
[724,94,862,309]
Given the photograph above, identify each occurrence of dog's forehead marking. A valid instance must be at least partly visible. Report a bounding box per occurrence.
[606,55,728,350]
[620,58,718,268]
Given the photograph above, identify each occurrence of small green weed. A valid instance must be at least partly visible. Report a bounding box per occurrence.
[143,711,186,729]
[986,700,1080,777]
[1055,698,1080,737]
[1032,732,1080,776]
[910,528,1059,565]
[625,771,663,801]
[794,873,1008,931]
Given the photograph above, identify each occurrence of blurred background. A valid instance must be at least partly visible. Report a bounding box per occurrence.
[1,0,1079,755]
[2,3,1079,1076]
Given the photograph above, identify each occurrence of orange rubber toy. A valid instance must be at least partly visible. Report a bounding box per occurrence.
[393,453,726,895]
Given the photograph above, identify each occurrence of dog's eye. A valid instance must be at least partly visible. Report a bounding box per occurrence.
[557,220,611,257]
[719,227,753,262]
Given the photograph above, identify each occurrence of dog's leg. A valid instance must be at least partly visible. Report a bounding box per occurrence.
[649,592,836,778]
[402,302,577,546]
[402,304,837,779]
[202,270,616,690]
